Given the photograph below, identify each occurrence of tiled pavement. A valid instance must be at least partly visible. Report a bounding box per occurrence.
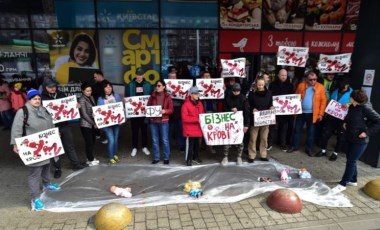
[0,124,379,230]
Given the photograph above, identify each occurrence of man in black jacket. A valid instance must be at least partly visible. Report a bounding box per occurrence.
[41,78,86,178]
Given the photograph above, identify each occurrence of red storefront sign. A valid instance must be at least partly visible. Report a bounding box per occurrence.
[261,31,303,53]
[304,32,341,53]
[341,33,356,53]
[219,30,260,53]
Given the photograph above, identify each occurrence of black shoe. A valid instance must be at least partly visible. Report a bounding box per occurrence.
[315,150,327,157]
[286,147,297,153]
[186,160,192,166]
[260,157,269,161]
[73,164,85,171]
[248,158,254,163]
[192,158,202,164]
[329,153,338,161]
[164,160,169,165]
[152,160,159,164]
[54,169,61,179]
[305,149,313,157]
[266,145,273,151]
[280,145,288,152]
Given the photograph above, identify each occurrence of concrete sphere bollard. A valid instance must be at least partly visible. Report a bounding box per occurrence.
[364,180,380,200]
[95,203,133,230]
[267,188,303,214]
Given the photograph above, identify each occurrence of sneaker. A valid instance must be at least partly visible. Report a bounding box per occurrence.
[260,157,269,161]
[237,157,243,165]
[54,169,61,179]
[164,160,169,165]
[152,160,159,164]
[286,147,297,153]
[186,160,192,166]
[87,160,100,166]
[221,157,228,166]
[101,139,108,144]
[142,147,150,155]
[131,148,137,157]
[280,145,288,152]
[95,135,101,140]
[113,155,119,162]
[267,145,273,151]
[31,198,44,211]
[315,149,327,157]
[73,164,85,171]
[43,182,61,191]
[248,158,254,163]
[192,159,201,165]
[346,182,358,187]
[109,159,117,165]
[329,152,338,161]
[331,184,346,194]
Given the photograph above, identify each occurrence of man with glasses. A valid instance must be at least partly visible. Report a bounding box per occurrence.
[287,72,327,156]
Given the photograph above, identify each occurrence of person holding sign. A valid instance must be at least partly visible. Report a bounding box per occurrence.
[41,78,86,178]
[147,80,174,164]
[287,72,327,156]
[125,68,152,157]
[247,77,274,162]
[332,90,380,194]
[10,89,61,211]
[181,86,205,166]
[221,83,250,166]
[97,80,123,165]
[316,77,353,161]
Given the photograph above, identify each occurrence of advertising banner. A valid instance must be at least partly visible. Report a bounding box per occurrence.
[304,32,341,53]
[341,33,356,53]
[196,78,224,100]
[219,30,260,53]
[261,31,303,53]
[200,111,244,146]
[277,46,309,67]
[344,0,361,31]
[219,0,262,29]
[262,0,305,30]
[164,79,192,100]
[42,95,80,124]
[254,109,276,127]
[221,58,246,78]
[325,100,348,120]
[124,95,150,118]
[305,0,347,31]
[273,94,302,115]
[15,128,64,165]
[318,53,351,73]
[93,102,126,129]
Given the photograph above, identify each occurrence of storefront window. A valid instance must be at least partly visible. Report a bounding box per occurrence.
[30,0,59,28]
[97,0,159,28]
[54,0,96,28]
[0,1,29,29]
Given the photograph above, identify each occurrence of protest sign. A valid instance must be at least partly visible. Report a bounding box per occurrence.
[196,78,224,99]
[277,46,309,67]
[325,100,348,120]
[318,53,351,73]
[273,94,302,115]
[124,96,150,118]
[220,58,246,78]
[254,109,276,127]
[92,102,125,129]
[15,128,64,165]
[42,95,80,124]
[200,111,244,146]
[145,106,162,117]
[164,79,192,100]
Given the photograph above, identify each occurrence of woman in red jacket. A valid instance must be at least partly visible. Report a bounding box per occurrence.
[147,80,173,164]
[181,86,205,166]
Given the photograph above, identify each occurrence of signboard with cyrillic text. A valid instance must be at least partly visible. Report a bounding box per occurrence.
[92,102,126,128]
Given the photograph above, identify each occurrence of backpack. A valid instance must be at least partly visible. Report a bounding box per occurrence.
[21,106,29,137]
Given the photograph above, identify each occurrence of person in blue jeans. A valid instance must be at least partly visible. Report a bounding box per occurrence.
[332,89,380,194]
[147,80,173,164]
[97,80,122,165]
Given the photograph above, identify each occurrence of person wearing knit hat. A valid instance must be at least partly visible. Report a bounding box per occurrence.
[11,86,60,211]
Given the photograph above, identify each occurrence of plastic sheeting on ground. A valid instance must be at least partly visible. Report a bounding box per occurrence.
[42,160,352,212]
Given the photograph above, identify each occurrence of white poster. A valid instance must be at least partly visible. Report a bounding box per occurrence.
[164,79,193,100]
[363,69,375,86]
[200,111,244,146]
[272,94,302,115]
[324,100,348,120]
[145,106,162,117]
[92,102,126,129]
[318,53,351,73]
[15,128,64,165]
[220,58,246,78]
[42,95,80,124]
[254,109,276,127]
[277,46,309,67]
[124,96,150,118]
[196,78,225,100]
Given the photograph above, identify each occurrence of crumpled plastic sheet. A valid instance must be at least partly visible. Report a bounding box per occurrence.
[42,160,352,212]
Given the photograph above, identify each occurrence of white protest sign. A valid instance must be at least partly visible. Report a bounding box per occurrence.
[273,94,302,115]
[318,53,351,73]
[164,79,193,100]
[325,100,348,120]
[124,96,150,118]
[196,78,224,99]
[277,46,309,67]
[254,109,276,127]
[220,58,246,78]
[145,106,162,117]
[200,111,244,146]
[42,95,80,124]
[92,102,126,129]
[15,128,64,165]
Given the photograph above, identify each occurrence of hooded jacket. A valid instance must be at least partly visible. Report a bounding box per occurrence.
[224,92,250,127]
[181,96,205,137]
[296,81,327,123]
